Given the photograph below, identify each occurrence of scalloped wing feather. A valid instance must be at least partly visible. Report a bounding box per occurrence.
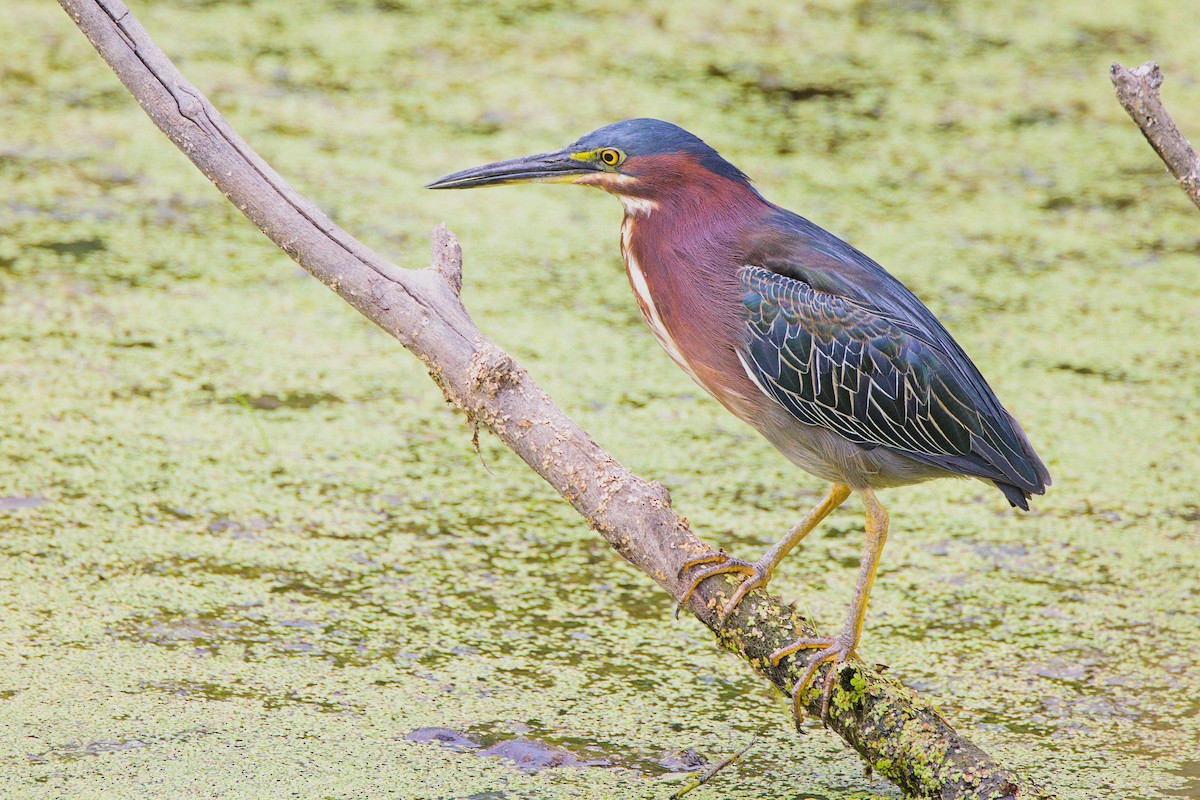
[739,265,1047,502]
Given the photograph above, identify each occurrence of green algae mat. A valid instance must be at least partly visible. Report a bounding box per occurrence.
[2,1,1198,797]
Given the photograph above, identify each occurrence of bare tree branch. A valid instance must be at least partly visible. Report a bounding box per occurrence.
[57,1,1054,797]
[1111,61,1200,211]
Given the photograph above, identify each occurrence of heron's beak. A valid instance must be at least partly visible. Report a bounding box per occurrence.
[426,147,598,190]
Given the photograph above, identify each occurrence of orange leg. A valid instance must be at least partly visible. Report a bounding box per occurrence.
[769,487,889,723]
[677,484,851,619]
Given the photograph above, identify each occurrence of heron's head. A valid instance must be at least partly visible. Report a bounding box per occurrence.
[427,118,752,215]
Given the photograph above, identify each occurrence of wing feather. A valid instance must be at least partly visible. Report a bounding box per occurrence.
[739,265,1042,494]
[741,211,1051,504]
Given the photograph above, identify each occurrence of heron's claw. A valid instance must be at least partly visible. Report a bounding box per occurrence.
[769,634,857,725]
[675,551,773,621]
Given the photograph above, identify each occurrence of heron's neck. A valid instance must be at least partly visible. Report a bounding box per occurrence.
[616,177,768,413]
[618,175,767,339]
[620,176,767,256]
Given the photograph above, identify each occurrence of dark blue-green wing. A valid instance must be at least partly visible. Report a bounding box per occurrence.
[739,265,1046,505]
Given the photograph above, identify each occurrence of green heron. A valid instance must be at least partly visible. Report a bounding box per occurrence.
[428,119,1050,720]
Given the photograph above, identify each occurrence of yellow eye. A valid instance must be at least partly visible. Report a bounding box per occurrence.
[598,148,624,167]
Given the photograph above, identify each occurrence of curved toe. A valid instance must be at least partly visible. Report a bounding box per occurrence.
[771,635,858,724]
[676,552,773,621]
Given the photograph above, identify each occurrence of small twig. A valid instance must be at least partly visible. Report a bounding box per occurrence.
[1110,61,1200,211]
[468,417,497,477]
[431,222,464,295]
[672,738,757,799]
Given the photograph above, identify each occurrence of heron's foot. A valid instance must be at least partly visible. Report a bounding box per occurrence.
[675,550,774,622]
[769,633,858,725]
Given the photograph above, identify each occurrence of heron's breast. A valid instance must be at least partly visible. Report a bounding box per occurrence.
[620,217,761,414]
[621,218,700,382]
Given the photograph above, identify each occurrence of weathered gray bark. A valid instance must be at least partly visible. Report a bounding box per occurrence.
[1111,62,1200,211]
[57,1,1054,797]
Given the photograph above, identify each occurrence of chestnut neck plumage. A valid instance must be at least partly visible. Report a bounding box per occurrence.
[610,155,772,416]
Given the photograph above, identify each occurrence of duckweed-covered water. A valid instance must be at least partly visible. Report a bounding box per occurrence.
[1,1,1198,797]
